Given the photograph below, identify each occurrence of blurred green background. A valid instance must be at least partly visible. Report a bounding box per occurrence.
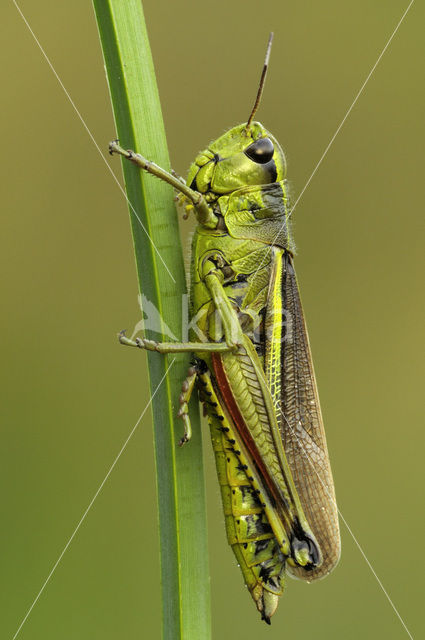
[2,1,424,638]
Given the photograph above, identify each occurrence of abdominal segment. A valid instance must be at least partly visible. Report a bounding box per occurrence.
[199,370,285,621]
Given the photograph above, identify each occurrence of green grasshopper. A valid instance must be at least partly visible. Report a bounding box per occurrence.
[112,33,340,624]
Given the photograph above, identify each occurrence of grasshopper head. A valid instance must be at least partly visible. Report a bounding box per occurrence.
[187,34,285,200]
[187,122,287,196]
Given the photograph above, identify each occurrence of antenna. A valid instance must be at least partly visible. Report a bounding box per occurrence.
[246,32,274,130]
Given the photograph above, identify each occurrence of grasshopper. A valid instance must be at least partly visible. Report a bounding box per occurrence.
[112,33,340,624]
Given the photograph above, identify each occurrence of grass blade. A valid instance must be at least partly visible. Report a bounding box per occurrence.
[92,2,211,637]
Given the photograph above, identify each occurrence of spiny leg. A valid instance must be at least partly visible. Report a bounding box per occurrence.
[118,332,234,446]
[109,140,196,199]
[108,140,216,227]
[177,364,199,446]
[119,332,206,446]
[118,331,235,354]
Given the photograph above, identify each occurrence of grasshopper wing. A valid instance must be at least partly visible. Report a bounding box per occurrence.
[265,248,341,580]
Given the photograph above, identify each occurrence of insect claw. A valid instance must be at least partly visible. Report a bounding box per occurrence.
[117,329,128,344]
[108,139,119,155]
[261,613,271,626]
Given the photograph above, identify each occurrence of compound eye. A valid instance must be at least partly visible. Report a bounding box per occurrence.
[244,137,274,164]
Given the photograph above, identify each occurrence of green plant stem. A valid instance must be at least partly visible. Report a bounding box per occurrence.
[92,2,211,638]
